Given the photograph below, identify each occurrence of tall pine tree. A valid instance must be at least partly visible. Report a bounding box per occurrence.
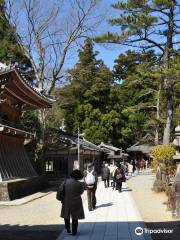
[58,39,121,145]
[95,0,180,144]
[113,50,162,146]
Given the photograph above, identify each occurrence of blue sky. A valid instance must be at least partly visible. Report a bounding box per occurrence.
[68,0,129,70]
[94,44,130,70]
[93,0,122,70]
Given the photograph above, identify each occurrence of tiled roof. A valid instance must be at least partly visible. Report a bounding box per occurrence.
[0,65,55,103]
[58,131,104,152]
[98,142,121,152]
[127,144,153,154]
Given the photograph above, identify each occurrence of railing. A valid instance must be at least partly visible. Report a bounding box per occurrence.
[0,118,31,132]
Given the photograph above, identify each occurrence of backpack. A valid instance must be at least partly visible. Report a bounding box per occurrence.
[85,171,96,185]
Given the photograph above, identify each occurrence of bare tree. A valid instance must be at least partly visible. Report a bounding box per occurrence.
[4,0,105,174]
[6,0,103,94]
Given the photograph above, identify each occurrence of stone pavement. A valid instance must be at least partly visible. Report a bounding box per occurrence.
[57,181,152,240]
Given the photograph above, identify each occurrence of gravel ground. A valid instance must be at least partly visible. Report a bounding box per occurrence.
[0,186,88,240]
[0,191,63,240]
[127,170,180,240]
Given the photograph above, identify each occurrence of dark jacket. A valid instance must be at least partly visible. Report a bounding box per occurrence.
[102,166,110,180]
[114,167,125,183]
[60,178,85,219]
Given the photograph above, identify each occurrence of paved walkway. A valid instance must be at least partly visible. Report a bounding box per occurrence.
[57,181,152,240]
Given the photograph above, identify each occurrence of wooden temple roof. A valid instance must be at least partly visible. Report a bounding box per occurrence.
[126,133,154,154]
[0,66,55,110]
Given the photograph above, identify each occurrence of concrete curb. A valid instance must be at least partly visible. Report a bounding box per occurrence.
[0,188,54,206]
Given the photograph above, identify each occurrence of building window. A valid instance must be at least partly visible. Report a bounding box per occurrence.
[46,161,54,172]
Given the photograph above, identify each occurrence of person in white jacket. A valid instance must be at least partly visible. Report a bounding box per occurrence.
[127,162,133,176]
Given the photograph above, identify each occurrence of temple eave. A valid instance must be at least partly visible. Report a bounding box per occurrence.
[0,124,34,139]
[0,69,54,109]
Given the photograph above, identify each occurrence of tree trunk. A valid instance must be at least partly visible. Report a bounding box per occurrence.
[162,6,174,145]
[38,108,46,175]
[163,91,173,144]
[155,86,161,145]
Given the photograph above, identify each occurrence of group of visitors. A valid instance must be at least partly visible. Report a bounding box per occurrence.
[131,158,149,174]
[102,162,126,191]
[57,158,149,236]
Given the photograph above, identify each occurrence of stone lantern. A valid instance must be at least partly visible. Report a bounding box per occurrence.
[172,125,180,216]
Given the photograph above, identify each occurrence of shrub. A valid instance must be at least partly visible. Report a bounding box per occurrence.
[153,179,166,193]
[165,186,176,211]
[151,145,176,174]
[152,145,176,194]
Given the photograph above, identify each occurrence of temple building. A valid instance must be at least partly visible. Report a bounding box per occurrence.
[126,133,154,163]
[0,64,54,200]
[42,130,104,181]
[98,142,128,164]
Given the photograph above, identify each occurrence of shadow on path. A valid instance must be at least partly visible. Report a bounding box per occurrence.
[96,202,113,208]
[121,188,133,192]
[57,220,180,240]
[0,224,63,240]
[0,221,179,240]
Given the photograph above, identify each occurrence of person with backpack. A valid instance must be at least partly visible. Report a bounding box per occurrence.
[84,163,98,211]
[60,169,85,235]
[114,163,125,192]
[102,163,110,188]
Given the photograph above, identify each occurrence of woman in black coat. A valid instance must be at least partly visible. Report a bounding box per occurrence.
[60,169,85,235]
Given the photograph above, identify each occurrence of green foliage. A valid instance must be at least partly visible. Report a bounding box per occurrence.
[0,1,33,78]
[20,111,41,138]
[95,0,180,144]
[58,39,121,145]
[113,50,161,146]
[96,0,178,49]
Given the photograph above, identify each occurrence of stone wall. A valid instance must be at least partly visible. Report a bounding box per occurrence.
[0,176,48,201]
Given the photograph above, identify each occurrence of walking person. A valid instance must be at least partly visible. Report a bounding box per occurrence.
[145,160,148,169]
[102,163,110,188]
[132,159,136,173]
[84,163,98,211]
[136,160,140,174]
[109,164,117,188]
[114,163,125,192]
[140,159,145,172]
[60,169,85,235]
[128,161,133,176]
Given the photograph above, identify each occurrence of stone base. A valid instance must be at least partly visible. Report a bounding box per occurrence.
[0,176,49,201]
